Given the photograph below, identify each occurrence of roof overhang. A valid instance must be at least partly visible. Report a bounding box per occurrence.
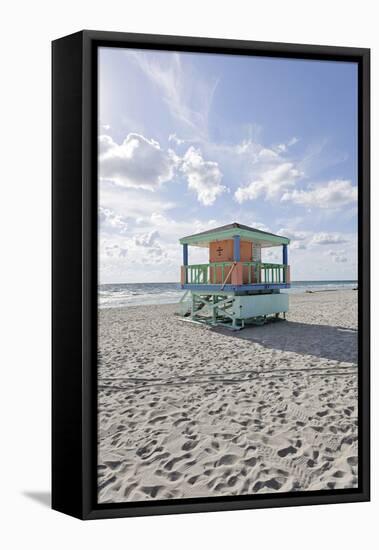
[180,227,290,248]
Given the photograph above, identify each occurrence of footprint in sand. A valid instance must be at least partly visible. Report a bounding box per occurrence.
[244,456,257,467]
[168,471,182,482]
[216,454,238,466]
[123,483,137,498]
[347,456,358,467]
[182,439,199,451]
[164,453,191,471]
[187,475,198,485]
[265,477,284,490]
[277,445,297,458]
[149,415,168,425]
[104,460,122,470]
[140,485,163,498]
[99,475,116,491]
[227,475,238,487]
[332,470,346,478]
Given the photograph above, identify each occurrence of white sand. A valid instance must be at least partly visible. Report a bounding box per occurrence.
[98,289,358,503]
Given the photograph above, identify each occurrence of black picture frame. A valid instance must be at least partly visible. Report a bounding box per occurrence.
[52,30,370,520]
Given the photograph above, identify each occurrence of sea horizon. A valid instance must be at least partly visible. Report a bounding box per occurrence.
[98,280,358,309]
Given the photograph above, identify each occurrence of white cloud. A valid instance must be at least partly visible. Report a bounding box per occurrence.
[100,184,176,221]
[128,51,218,138]
[99,134,227,206]
[258,148,279,161]
[148,213,222,243]
[234,162,303,203]
[134,230,160,248]
[281,179,357,209]
[278,227,308,241]
[167,134,307,210]
[103,242,128,258]
[275,227,352,252]
[168,133,186,146]
[312,233,348,245]
[250,221,271,233]
[262,248,282,263]
[99,207,128,234]
[99,133,176,190]
[326,250,348,263]
[275,137,299,153]
[100,229,168,277]
[288,137,299,147]
[231,140,282,165]
[181,147,226,206]
[133,230,167,259]
[291,241,307,250]
[99,134,114,155]
[277,226,309,250]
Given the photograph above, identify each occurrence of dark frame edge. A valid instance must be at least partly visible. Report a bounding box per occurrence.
[84,29,370,58]
[84,492,369,521]
[52,30,86,519]
[359,48,370,502]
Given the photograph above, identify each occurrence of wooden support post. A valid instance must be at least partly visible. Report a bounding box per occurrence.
[233,235,241,261]
[282,244,288,265]
[282,244,288,283]
[183,244,188,284]
[183,243,188,265]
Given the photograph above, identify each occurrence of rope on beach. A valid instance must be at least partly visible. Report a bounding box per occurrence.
[99,363,356,383]
[98,366,357,391]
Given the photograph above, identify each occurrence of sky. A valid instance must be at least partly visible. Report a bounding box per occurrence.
[98,47,358,284]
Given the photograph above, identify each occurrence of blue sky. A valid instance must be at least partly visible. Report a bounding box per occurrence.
[98,47,358,283]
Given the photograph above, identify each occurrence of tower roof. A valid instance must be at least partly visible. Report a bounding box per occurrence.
[179,222,290,248]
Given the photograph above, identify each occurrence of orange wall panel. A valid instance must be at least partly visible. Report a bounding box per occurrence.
[209,239,252,262]
[240,240,252,261]
[209,240,234,262]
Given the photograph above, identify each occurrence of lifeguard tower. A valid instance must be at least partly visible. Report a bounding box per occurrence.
[178,223,291,330]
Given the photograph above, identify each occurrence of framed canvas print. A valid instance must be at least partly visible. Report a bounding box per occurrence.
[52,30,370,519]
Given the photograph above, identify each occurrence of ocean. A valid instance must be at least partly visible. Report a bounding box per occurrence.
[98,280,358,309]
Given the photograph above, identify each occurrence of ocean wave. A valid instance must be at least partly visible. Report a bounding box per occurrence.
[98,281,357,309]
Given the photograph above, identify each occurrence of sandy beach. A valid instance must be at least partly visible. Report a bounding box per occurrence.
[98,289,358,503]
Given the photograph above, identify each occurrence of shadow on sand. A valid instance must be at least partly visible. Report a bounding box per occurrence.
[215,320,358,364]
